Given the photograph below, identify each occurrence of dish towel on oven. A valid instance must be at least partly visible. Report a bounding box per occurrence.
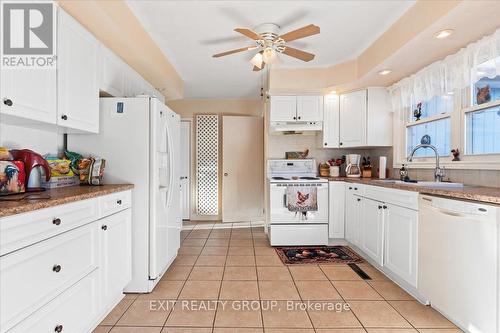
[286,186,318,212]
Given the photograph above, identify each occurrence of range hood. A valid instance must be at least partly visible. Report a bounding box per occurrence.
[270,121,322,133]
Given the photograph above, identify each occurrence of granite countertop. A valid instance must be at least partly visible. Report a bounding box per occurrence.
[0,184,134,218]
[324,177,500,205]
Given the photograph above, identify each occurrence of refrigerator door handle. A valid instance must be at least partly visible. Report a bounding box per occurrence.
[165,121,174,208]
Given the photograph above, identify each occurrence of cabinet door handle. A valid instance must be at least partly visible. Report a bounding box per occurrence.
[54,324,63,332]
[102,225,108,231]
[378,205,383,209]
[383,205,387,209]
[293,116,297,120]
[61,114,68,120]
[3,98,13,106]
[324,142,327,146]
[348,187,353,190]
[52,218,61,226]
[354,187,358,191]
[357,198,361,202]
[339,142,343,146]
[298,116,301,120]
[52,264,62,273]
[116,199,122,205]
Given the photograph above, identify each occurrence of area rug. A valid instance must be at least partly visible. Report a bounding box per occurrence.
[275,246,364,265]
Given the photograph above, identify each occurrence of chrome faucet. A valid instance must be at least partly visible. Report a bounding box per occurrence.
[407,144,445,182]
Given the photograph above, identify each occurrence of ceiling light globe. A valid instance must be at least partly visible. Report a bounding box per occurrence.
[250,52,263,68]
[262,48,277,64]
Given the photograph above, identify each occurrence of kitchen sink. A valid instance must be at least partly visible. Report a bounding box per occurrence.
[374,179,464,188]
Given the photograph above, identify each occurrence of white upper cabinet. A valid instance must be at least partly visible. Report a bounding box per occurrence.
[339,87,391,147]
[99,45,125,97]
[339,89,367,147]
[270,96,297,121]
[297,95,323,121]
[57,9,99,133]
[1,68,57,125]
[270,95,323,122]
[322,94,340,148]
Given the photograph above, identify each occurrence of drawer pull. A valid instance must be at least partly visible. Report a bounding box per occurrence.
[52,264,62,273]
[378,205,383,209]
[383,205,387,209]
[54,324,63,332]
[349,187,353,190]
[117,199,122,205]
[52,218,61,226]
[3,98,13,106]
[102,225,108,231]
[354,187,358,191]
[357,198,361,202]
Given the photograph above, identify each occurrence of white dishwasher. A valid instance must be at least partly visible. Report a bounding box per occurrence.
[419,195,499,333]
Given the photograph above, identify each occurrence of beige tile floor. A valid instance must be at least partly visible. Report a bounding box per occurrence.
[94,221,463,333]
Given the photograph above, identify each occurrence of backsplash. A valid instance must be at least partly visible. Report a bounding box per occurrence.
[396,168,500,188]
[0,123,63,156]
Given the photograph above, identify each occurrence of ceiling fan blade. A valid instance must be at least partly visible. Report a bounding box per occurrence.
[253,62,266,71]
[234,28,262,40]
[282,46,315,62]
[279,24,320,42]
[213,46,257,58]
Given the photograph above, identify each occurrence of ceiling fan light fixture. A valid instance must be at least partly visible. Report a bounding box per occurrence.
[262,48,277,64]
[250,52,264,69]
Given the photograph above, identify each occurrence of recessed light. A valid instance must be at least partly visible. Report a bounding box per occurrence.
[378,69,392,76]
[434,29,454,39]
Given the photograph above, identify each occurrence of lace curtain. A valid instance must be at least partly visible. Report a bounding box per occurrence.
[389,28,500,112]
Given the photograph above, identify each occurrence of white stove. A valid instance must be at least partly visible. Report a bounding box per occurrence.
[267,159,329,246]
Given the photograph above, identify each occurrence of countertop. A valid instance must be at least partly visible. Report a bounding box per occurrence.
[0,184,134,218]
[324,177,500,205]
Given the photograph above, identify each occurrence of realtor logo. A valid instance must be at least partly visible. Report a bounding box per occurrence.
[1,2,55,68]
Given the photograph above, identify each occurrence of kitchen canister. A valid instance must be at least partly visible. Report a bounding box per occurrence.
[330,165,340,177]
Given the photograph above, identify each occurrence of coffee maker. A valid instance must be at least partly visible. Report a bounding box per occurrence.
[345,154,361,178]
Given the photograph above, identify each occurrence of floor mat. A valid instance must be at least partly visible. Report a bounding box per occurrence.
[275,245,364,265]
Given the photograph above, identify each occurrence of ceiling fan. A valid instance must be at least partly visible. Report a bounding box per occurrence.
[212,23,320,71]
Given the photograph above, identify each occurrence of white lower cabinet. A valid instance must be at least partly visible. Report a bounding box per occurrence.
[360,198,385,266]
[99,209,132,312]
[343,184,419,289]
[344,185,362,246]
[384,203,418,288]
[0,190,132,333]
[8,270,99,333]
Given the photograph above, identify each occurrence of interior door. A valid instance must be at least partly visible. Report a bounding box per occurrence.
[222,116,263,223]
[180,121,191,220]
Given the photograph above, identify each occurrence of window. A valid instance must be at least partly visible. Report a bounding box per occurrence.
[407,117,451,157]
[405,95,453,158]
[466,56,500,156]
[466,104,500,155]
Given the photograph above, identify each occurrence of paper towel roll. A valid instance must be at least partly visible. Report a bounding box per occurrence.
[379,156,387,179]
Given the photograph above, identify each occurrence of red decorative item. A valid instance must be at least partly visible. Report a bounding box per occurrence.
[10,149,51,190]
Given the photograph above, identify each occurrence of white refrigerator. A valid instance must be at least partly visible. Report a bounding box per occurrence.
[69,97,181,292]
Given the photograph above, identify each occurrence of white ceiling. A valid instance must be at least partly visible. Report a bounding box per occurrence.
[127,0,415,99]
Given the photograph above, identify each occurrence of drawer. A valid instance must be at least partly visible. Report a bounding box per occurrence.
[364,185,418,210]
[7,270,99,333]
[269,224,328,246]
[99,190,132,218]
[345,183,364,196]
[0,198,98,256]
[0,222,98,331]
